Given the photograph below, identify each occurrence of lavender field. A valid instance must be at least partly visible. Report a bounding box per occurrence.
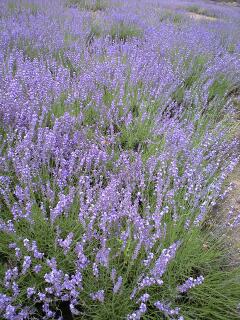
[0,0,240,319]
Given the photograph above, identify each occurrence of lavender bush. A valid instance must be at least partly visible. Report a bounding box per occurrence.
[0,0,240,319]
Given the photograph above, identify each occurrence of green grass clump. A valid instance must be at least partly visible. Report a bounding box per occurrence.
[159,10,185,24]
[208,76,233,101]
[55,50,77,76]
[86,23,103,46]
[8,1,39,15]
[165,228,240,320]
[109,21,143,42]
[67,0,108,11]
[86,20,143,44]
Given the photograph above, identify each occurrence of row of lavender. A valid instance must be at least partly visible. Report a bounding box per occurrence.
[0,0,240,319]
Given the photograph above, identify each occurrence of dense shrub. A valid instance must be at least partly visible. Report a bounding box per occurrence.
[0,0,240,319]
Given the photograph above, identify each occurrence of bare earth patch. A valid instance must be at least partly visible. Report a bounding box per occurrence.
[220,164,240,243]
[212,118,240,252]
[186,12,218,21]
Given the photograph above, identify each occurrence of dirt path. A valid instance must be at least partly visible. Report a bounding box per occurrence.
[216,163,240,244]
[186,12,218,21]
[212,99,240,252]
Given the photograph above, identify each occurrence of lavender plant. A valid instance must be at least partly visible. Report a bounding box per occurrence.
[0,0,240,319]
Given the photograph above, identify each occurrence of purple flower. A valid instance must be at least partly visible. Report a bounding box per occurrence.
[33,265,42,274]
[32,241,44,259]
[92,263,99,277]
[4,267,18,289]
[142,252,154,267]
[46,258,57,269]
[4,305,16,319]
[38,292,46,301]
[70,303,80,315]
[12,282,19,297]
[111,268,117,282]
[27,287,36,298]
[42,302,55,318]
[75,242,88,269]
[8,243,17,249]
[23,239,31,251]
[151,242,180,279]
[138,276,161,290]
[127,303,147,320]
[137,293,150,304]
[96,247,111,267]
[90,290,105,303]
[22,256,31,274]
[113,276,123,294]
[15,247,22,259]
[154,301,180,317]
[0,293,12,310]
[177,275,204,293]
[57,232,74,255]
[50,190,75,223]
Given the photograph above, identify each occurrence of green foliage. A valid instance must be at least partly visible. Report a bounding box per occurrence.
[8,1,39,15]
[83,106,100,126]
[67,0,108,11]
[208,76,233,101]
[64,32,79,46]
[86,23,103,46]
[172,54,208,106]
[159,10,185,24]
[120,117,152,151]
[165,228,240,320]
[1,197,239,319]
[55,50,77,76]
[14,39,42,60]
[42,93,68,127]
[7,1,18,12]
[227,43,236,54]
[110,21,143,42]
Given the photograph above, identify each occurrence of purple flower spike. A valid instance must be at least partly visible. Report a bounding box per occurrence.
[177,275,204,293]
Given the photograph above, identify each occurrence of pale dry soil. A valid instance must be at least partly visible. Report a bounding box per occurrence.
[212,100,240,257]
[215,163,240,242]
[186,12,218,21]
